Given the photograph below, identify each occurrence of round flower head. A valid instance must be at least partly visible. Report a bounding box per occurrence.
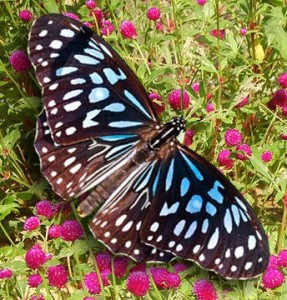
[150,267,170,289]
[191,82,200,94]
[30,295,45,300]
[281,133,287,140]
[278,73,287,88]
[206,102,215,113]
[63,12,80,21]
[267,89,287,110]
[53,202,72,217]
[0,268,13,279]
[48,225,61,239]
[193,279,218,300]
[262,268,285,289]
[210,29,225,39]
[35,200,54,219]
[84,272,101,294]
[24,216,40,231]
[197,0,207,6]
[47,264,68,288]
[28,274,42,287]
[240,28,248,35]
[217,149,234,169]
[120,21,137,39]
[156,22,164,31]
[114,256,129,278]
[278,249,287,267]
[235,96,249,108]
[93,8,104,23]
[130,263,146,272]
[9,50,31,73]
[101,20,114,36]
[95,252,112,272]
[224,128,243,146]
[60,220,83,241]
[147,7,161,21]
[184,130,194,147]
[266,255,279,270]
[149,93,165,115]
[261,151,273,163]
[84,298,96,300]
[25,244,50,270]
[165,273,181,288]
[101,269,111,286]
[126,271,150,297]
[86,0,97,9]
[236,144,252,161]
[173,262,188,273]
[19,10,33,22]
[168,89,190,110]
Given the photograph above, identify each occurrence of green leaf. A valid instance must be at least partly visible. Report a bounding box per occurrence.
[42,0,60,13]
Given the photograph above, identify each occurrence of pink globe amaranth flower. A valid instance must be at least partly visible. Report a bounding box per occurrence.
[281,133,287,140]
[24,216,40,231]
[95,252,111,272]
[168,89,190,110]
[60,220,83,241]
[278,249,287,267]
[63,12,80,21]
[147,7,161,21]
[224,128,243,146]
[30,295,45,300]
[261,151,273,163]
[84,298,96,300]
[165,273,181,288]
[28,274,42,287]
[53,202,72,217]
[240,28,248,35]
[114,256,129,278]
[86,0,97,9]
[126,271,150,297]
[184,130,194,147]
[101,269,111,286]
[84,272,101,294]
[206,102,215,112]
[92,9,104,23]
[25,244,51,270]
[35,200,54,219]
[19,10,33,22]
[150,267,170,289]
[156,22,164,31]
[48,225,61,239]
[197,0,207,6]
[193,279,218,300]
[101,20,114,36]
[191,82,200,94]
[262,268,285,289]
[0,268,13,279]
[282,106,287,116]
[235,96,249,108]
[84,22,92,28]
[217,149,234,169]
[236,144,252,161]
[120,21,137,39]
[9,50,31,73]
[47,264,68,288]
[210,29,225,39]
[149,93,165,115]
[278,73,287,88]
[267,89,287,110]
[173,262,188,273]
[130,263,146,272]
[266,255,279,270]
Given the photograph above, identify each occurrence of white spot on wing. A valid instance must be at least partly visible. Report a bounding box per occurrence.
[173,220,186,236]
[49,40,63,49]
[234,246,244,258]
[60,29,75,38]
[69,163,81,174]
[224,208,233,234]
[122,221,133,232]
[159,201,179,216]
[65,127,77,135]
[64,101,81,112]
[82,110,100,128]
[89,87,109,102]
[115,214,127,226]
[56,67,78,76]
[63,89,83,100]
[39,30,48,37]
[184,221,197,239]
[248,235,256,250]
[207,227,219,249]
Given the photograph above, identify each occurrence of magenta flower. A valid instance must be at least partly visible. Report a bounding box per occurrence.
[266,255,279,270]
[28,274,42,287]
[9,50,31,73]
[93,9,104,23]
[281,133,287,140]
[165,273,181,288]
[25,244,51,270]
[86,0,97,9]
[126,271,150,296]
[130,263,146,272]
[235,96,249,108]
[19,10,33,22]
[48,225,61,239]
[278,249,287,267]
[35,200,54,219]
[210,29,225,39]
[101,269,111,286]
[197,0,207,5]
[278,73,287,88]
[262,268,285,289]
[156,22,164,31]
[47,265,68,288]
[24,216,40,231]
[150,267,170,289]
[240,28,248,35]
[168,89,190,110]
[0,268,13,279]
[206,102,215,113]
[193,279,218,300]
[267,89,287,110]
[83,298,96,300]
[217,149,234,169]
[173,262,188,273]
[84,272,101,294]
[147,7,161,21]
[191,82,200,94]
[149,92,165,115]
[30,295,45,300]
[63,12,80,21]
[184,130,194,147]
[224,128,243,146]
[60,220,83,241]
[101,20,114,36]
[95,252,112,272]
[261,151,273,163]
[236,144,252,161]
[53,202,72,216]
[114,256,129,278]
[120,21,137,39]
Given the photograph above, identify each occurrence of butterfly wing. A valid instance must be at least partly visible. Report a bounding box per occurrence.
[29,14,158,146]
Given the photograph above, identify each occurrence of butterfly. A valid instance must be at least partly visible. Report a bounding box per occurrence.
[28,14,269,279]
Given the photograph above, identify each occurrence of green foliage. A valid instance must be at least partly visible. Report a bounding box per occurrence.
[0,0,287,299]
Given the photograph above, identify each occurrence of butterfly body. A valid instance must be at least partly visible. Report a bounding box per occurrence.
[29,14,269,279]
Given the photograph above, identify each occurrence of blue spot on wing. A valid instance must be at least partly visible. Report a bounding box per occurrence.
[99,134,138,141]
[180,151,204,181]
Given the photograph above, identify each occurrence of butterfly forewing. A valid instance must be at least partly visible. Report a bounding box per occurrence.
[29,14,158,146]
[30,13,269,280]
